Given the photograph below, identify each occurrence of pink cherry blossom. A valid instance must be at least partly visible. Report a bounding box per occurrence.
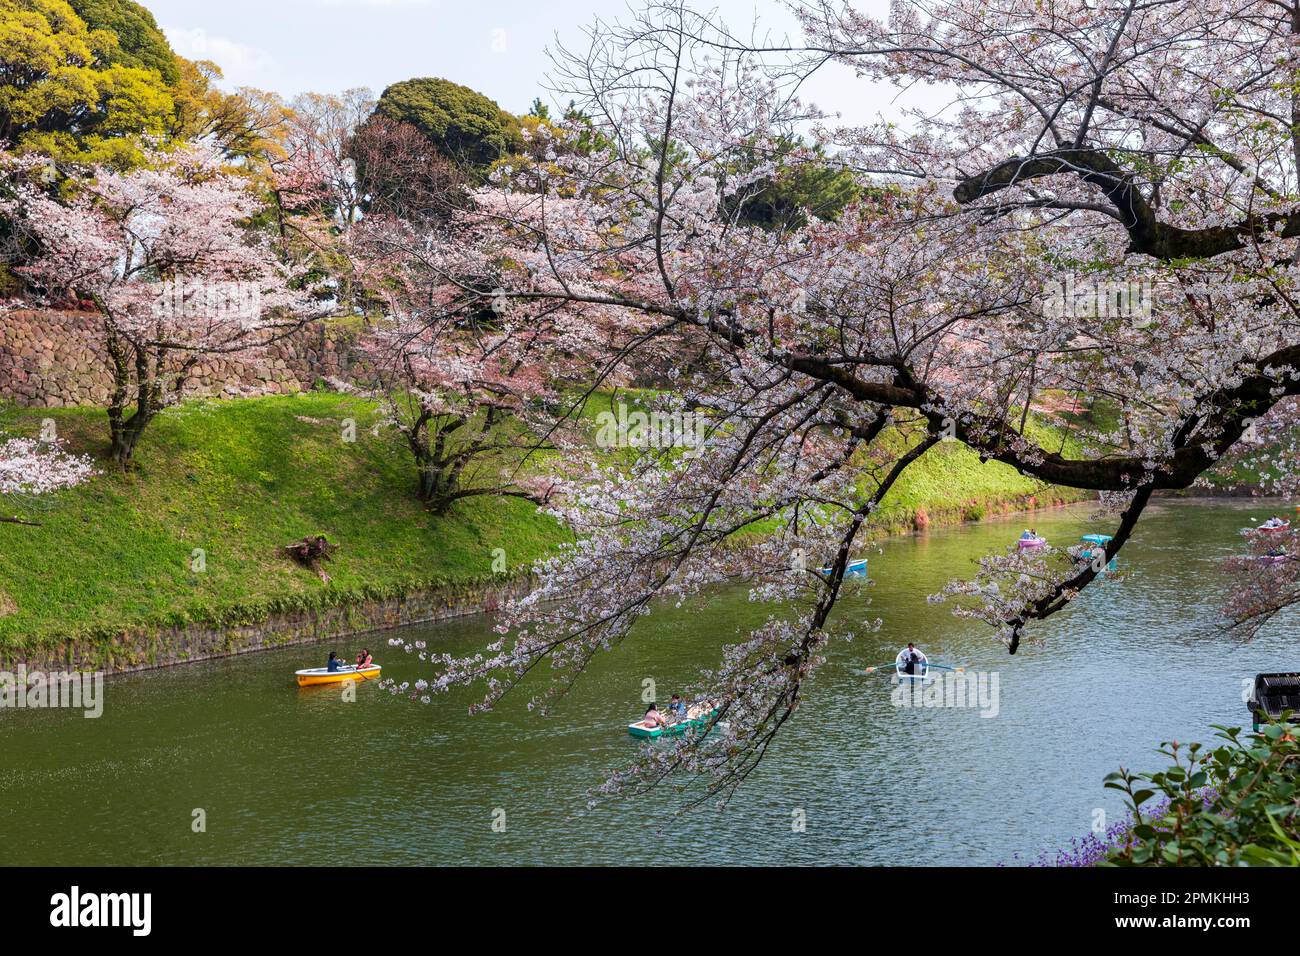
[3,142,323,463]
[378,2,1300,802]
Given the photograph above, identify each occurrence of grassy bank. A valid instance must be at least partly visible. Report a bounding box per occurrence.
[0,391,1092,654]
[873,418,1092,531]
[0,392,564,651]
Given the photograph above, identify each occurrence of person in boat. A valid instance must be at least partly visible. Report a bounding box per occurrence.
[326,651,344,673]
[686,699,718,721]
[641,703,667,730]
[899,643,926,676]
[1264,515,1285,529]
[667,694,686,718]
[1020,529,1034,540]
[355,648,373,669]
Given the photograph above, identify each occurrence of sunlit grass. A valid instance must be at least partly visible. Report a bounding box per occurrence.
[0,390,1094,650]
[0,392,566,649]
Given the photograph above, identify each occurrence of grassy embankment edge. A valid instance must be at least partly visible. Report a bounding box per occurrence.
[0,390,1090,669]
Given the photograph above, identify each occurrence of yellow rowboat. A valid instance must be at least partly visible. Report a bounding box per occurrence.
[295,664,381,687]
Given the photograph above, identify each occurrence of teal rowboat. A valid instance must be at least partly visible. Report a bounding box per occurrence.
[628,707,720,740]
[1080,533,1118,571]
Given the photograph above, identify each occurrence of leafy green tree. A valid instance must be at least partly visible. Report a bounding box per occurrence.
[67,0,177,84]
[0,0,174,167]
[168,61,291,164]
[374,77,520,177]
[724,139,861,231]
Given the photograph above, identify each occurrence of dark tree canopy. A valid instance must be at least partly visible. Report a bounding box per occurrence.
[724,139,862,231]
[374,77,521,176]
[67,0,179,85]
[348,114,465,226]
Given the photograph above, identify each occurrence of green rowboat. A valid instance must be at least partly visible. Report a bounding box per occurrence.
[627,707,720,740]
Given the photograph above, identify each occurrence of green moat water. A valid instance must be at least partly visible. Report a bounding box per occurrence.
[2,500,1293,865]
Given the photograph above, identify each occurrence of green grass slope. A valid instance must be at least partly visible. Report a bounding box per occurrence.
[874,417,1091,530]
[0,391,1092,653]
[0,392,565,650]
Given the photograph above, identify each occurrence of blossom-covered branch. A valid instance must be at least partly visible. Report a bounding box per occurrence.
[383,0,1300,800]
[4,143,324,463]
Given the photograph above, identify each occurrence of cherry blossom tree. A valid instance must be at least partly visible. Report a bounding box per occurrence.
[0,435,94,525]
[267,91,465,316]
[4,143,320,464]
[779,0,1300,637]
[270,94,549,512]
[266,89,374,306]
[379,0,1300,802]
[351,211,593,513]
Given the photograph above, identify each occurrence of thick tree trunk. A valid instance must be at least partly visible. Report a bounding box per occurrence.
[415,456,459,513]
[407,412,467,513]
[103,325,158,466]
[108,410,150,465]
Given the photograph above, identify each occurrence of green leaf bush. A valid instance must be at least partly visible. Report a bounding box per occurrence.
[1103,722,1300,866]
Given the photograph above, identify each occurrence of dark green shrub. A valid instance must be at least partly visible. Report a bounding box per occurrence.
[1103,723,1300,866]
[374,77,521,176]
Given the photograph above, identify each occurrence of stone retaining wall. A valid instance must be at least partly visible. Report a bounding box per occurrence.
[0,309,368,408]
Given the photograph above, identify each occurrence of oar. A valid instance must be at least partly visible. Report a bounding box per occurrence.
[352,660,375,681]
[863,662,967,674]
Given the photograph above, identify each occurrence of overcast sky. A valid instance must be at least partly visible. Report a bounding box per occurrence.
[148,0,923,125]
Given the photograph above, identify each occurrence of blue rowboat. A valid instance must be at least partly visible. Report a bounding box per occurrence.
[818,558,867,577]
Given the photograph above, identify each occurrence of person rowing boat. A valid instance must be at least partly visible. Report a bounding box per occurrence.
[898,643,927,676]
[1017,528,1046,548]
[295,658,381,686]
[627,699,720,738]
[863,650,962,678]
